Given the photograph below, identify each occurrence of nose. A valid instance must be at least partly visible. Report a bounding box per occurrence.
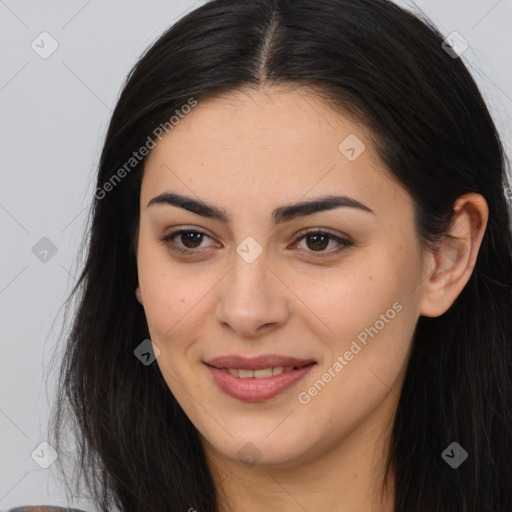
[215,249,291,338]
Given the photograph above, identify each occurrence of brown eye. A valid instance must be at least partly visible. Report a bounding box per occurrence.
[294,229,353,258]
[159,227,353,259]
[304,233,330,251]
[179,231,204,249]
[159,229,216,255]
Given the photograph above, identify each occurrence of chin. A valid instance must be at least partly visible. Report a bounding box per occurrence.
[209,430,308,467]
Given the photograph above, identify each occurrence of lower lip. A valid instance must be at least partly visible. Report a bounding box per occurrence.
[205,363,316,402]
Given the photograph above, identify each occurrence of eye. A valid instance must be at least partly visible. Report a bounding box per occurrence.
[159,227,353,258]
[292,228,353,258]
[159,228,217,255]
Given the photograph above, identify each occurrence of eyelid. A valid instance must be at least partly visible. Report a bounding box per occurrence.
[294,226,350,241]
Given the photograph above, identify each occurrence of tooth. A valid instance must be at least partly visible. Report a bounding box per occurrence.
[228,368,239,377]
[238,369,254,378]
[272,366,284,376]
[284,366,294,372]
[253,367,273,378]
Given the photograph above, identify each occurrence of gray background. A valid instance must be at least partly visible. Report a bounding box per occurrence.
[0,0,510,509]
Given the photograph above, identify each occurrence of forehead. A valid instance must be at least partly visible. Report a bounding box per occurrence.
[147,86,372,160]
[141,86,413,223]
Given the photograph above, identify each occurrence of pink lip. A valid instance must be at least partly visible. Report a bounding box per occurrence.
[205,363,316,402]
[205,354,316,370]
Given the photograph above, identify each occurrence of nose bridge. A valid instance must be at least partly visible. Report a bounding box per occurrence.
[215,239,289,335]
[228,242,274,310]
[232,241,270,293]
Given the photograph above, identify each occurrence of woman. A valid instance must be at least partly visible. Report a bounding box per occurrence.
[44,0,512,510]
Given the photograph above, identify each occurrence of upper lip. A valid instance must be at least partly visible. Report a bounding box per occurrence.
[205,354,316,370]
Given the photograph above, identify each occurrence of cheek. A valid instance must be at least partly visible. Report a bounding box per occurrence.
[287,259,402,339]
[288,249,418,378]
[297,302,415,441]
[136,245,222,354]
[139,271,207,339]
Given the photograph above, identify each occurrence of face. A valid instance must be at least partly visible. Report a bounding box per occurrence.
[135,86,427,470]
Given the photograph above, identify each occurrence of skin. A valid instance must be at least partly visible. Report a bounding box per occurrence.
[135,85,488,511]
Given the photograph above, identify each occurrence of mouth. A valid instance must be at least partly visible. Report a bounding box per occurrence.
[204,359,317,402]
[205,361,315,378]
[204,354,316,371]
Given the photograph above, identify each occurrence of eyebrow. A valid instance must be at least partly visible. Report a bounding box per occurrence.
[147,192,375,225]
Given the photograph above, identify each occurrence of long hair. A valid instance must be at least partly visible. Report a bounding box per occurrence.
[49,0,512,510]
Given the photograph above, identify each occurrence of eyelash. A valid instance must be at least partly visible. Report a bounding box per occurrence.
[158,227,353,259]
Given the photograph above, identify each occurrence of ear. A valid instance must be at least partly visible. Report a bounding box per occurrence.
[419,193,488,318]
[135,285,143,305]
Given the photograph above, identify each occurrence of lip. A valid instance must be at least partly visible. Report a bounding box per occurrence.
[205,354,316,370]
[204,356,316,402]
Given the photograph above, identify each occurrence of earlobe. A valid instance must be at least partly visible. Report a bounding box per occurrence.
[136,286,143,305]
[419,193,488,318]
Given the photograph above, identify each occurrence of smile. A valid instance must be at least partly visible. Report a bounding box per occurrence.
[215,365,309,378]
[205,362,316,402]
